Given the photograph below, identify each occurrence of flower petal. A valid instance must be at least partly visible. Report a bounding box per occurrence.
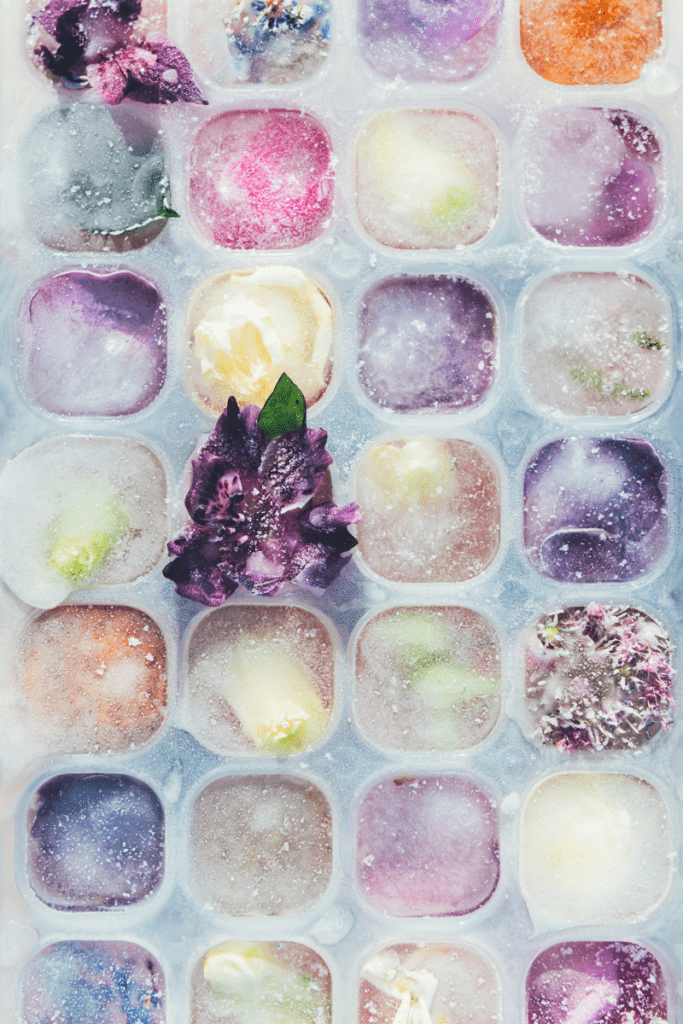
[260,427,332,512]
[86,53,129,103]
[123,38,208,104]
[162,532,240,606]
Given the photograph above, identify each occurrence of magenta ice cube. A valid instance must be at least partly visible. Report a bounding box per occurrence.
[27,773,164,911]
[356,775,499,917]
[358,276,497,413]
[22,941,165,1024]
[523,108,662,247]
[357,0,503,82]
[18,269,167,416]
[188,109,334,250]
[526,941,667,1024]
[524,438,668,583]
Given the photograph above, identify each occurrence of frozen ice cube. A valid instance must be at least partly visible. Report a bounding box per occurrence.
[186,265,333,416]
[522,108,662,247]
[356,108,499,249]
[358,275,497,413]
[192,941,331,1024]
[18,268,167,416]
[358,0,503,82]
[27,773,164,911]
[523,437,668,583]
[22,103,171,252]
[188,109,334,249]
[22,940,165,1024]
[185,603,334,756]
[360,943,501,1024]
[519,772,672,928]
[355,436,500,583]
[526,941,667,1024]
[356,775,499,916]
[190,774,333,915]
[354,605,501,751]
[0,435,168,608]
[520,0,662,86]
[521,272,673,417]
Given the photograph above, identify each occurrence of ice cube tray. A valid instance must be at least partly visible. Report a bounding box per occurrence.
[2,0,683,1021]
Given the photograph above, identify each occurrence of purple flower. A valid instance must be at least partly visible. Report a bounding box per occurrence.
[163,396,361,606]
[32,0,207,104]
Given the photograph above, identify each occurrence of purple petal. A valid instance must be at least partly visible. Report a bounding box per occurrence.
[162,533,239,607]
[259,428,333,512]
[86,54,129,103]
[123,37,208,105]
[185,453,244,525]
[34,0,89,38]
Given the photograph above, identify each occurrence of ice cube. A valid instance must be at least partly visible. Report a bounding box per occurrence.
[186,265,333,416]
[22,941,165,1024]
[526,941,667,1024]
[522,108,661,247]
[185,603,334,756]
[226,0,331,83]
[16,604,167,756]
[356,775,499,916]
[190,774,333,915]
[523,437,668,583]
[358,0,503,81]
[355,436,500,583]
[0,435,168,608]
[22,103,171,252]
[18,268,167,416]
[356,108,499,249]
[359,943,501,1024]
[354,605,501,751]
[192,941,331,1024]
[188,109,334,249]
[358,275,497,413]
[27,773,164,911]
[519,772,672,928]
[521,272,673,417]
[520,0,662,85]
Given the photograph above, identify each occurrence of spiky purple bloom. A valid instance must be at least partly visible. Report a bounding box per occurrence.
[32,0,206,104]
[163,397,361,606]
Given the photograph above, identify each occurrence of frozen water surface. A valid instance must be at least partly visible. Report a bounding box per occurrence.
[356,109,499,249]
[356,436,500,583]
[523,437,668,584]
[521,272,672,417]
[356,775,499,917]
[27,773,164,911]
[357,0,503,82]
[0,435,168,608]
[16,605,167,756]
[22,103,170,252]
[22,940,165,1024]
[192,941,331,1024]
[526,941,667,1024]
[354,606,501,751]
[188,109,334,249]
[18,268,167,416]
[185,265,333,416]
[185,604,334,756]
[519,772,672,929]
[190,775,333,915]
[523,108,662,247]
[520,0,662,85]
[359,943,501,1024]
[358,275,497,413]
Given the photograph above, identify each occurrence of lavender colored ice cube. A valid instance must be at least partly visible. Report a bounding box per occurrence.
[523,437,668,583]
[358,0,503,82]
[356,775,499,917]
[27,773,164,911]
[18,269,167,416]
[22,940,165,1024]
[526,941,667,1024]
[358,275,497,413]
[523,108,662,247]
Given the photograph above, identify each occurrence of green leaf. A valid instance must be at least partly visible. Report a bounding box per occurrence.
[258,373,306,439]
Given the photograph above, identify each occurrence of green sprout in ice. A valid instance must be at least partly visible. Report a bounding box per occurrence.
[49,478,129,584]
[631,330,664,350]
[567,358,650,402]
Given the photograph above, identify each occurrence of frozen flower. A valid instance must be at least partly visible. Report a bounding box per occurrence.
[362,950,438,1024]
[163,375,361,606]
[32,0,207,104]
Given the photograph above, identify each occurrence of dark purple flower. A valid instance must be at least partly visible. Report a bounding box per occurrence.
[32,0,207,104]
[163,397,361,606]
